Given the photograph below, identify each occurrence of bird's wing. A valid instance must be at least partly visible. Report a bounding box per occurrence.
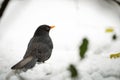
[11,56,33,69]
[23,37,52,59]
[24,37,53,61]
[24,42,49,58]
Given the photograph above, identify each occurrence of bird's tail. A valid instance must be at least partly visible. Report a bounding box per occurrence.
[11,56,37,71]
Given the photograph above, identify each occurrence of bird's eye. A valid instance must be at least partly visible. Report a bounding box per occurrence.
[46,27,50,31]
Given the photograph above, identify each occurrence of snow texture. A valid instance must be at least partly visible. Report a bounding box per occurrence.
[0,0,120,80]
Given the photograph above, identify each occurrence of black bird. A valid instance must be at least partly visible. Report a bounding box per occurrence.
[11,24,55,71]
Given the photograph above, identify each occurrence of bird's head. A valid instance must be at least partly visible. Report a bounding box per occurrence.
[34,24,55,37]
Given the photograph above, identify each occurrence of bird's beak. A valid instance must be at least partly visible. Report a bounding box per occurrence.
[50,26,55,29]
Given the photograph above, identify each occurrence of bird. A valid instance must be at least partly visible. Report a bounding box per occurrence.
[11,24,55,72]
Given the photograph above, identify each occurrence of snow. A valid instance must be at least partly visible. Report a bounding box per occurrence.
[0,0,120,80]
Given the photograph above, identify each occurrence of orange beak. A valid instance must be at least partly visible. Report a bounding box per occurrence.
[50,25,55,29]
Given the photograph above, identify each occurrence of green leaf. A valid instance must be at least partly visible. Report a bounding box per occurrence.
[68,64,78,78]
[79,38,89,59]
[112,34,117,40]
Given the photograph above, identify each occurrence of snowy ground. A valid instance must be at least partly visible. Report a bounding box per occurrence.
[0,0,120,80]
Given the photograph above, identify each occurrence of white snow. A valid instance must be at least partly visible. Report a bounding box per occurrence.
[0,0,120,80]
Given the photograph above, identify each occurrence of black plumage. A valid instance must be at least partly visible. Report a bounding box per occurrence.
[11,24,54,71]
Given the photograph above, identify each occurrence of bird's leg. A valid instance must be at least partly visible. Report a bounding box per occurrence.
[42,61,45,63]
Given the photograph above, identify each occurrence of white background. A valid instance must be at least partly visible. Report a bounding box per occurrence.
[0,0,120,80]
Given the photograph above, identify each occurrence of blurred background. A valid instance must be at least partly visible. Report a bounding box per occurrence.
[0,0,120,80]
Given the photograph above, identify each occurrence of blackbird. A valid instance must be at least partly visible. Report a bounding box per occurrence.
[11,24,55,71]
